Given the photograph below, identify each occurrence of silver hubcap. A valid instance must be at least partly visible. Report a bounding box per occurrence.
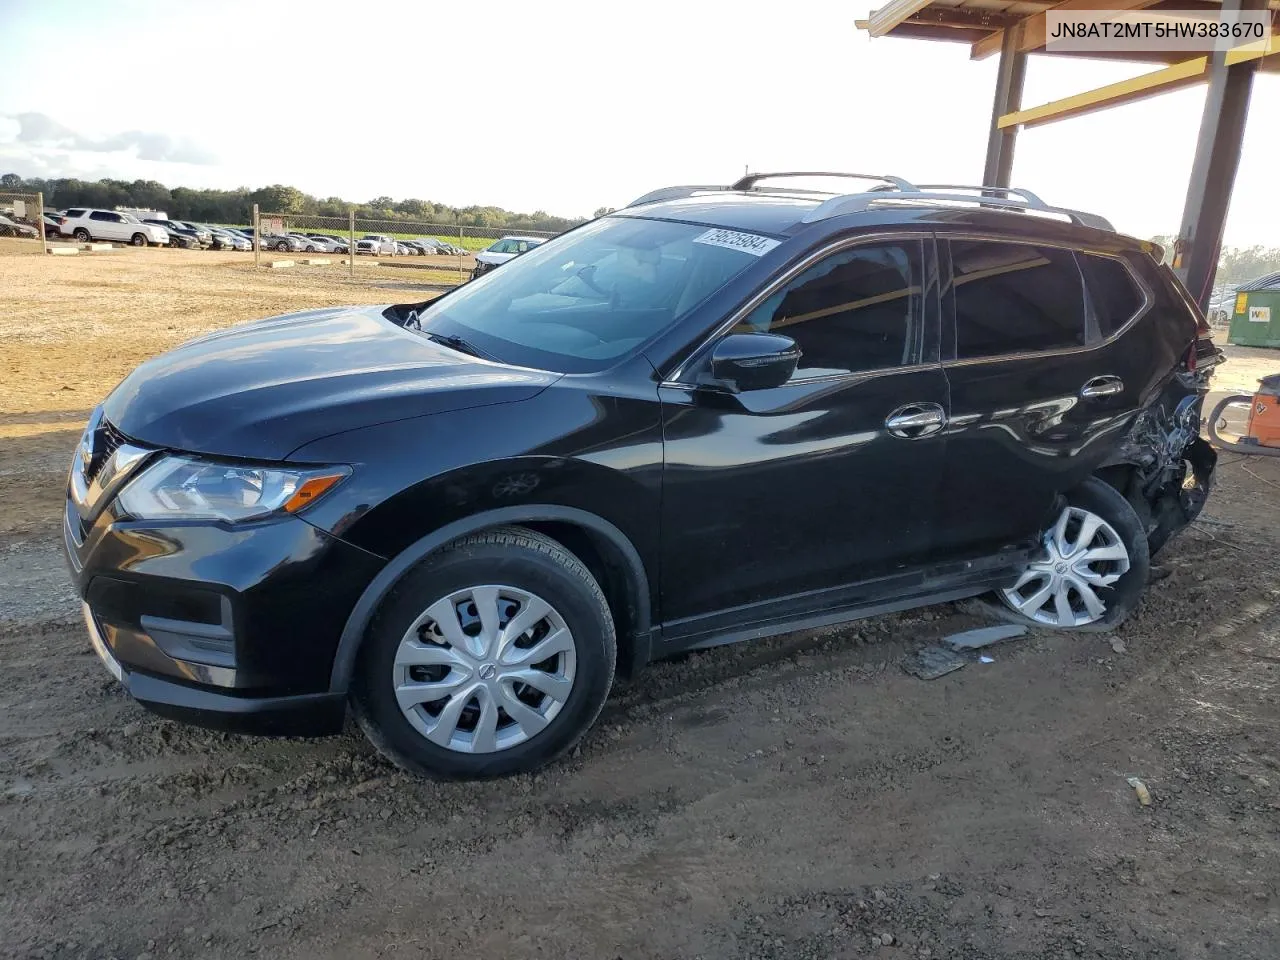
[392,585,576,753]
[1001,506,1130,627]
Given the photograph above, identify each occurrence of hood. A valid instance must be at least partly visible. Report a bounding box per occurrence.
[476,251,511,266]
[102,305,559,460]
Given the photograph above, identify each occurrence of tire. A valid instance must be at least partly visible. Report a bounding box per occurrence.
[73,228,90,243]
[351,526,616,779]
[991,477,1150,633]
[130,233,147,246]
[275,241,289,252]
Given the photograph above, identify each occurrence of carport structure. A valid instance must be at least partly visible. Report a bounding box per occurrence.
[856,0,1280,309]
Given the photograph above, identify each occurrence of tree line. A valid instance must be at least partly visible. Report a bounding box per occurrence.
[0,172,590,232]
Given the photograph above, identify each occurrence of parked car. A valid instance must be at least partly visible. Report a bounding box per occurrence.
[0,213,39,238]
[142,219,208,249]
[206,227,252,251]
[42,213,65,237]
[245,230,305,253]
[62,172,1219,780]
[60,208,169,246]
[410,238,448,255]
[357,234,398,256]
[168,220,214,247]
[399,241,430,256]
[393,241,414,256]
[471,235,546,279]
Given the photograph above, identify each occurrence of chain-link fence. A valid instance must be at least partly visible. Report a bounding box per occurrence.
[252,206,557,289]
[0,191,47,252]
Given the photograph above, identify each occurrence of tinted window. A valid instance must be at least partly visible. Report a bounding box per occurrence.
[64,208,85,218]
[950,240,1085,359]
[1080,254,1145,338]
[89,211,119,222]
[738,241,922,379]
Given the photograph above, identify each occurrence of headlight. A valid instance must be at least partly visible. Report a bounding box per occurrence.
[117,456,349,523]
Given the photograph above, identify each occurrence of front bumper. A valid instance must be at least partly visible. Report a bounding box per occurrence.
[65,476,385,735]
[82,602,346,735]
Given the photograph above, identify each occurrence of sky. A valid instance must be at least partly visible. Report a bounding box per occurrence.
[0,0,1276,245]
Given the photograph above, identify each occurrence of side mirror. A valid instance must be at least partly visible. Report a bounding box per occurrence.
[706,333,801,393]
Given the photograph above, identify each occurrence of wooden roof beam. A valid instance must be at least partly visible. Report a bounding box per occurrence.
[996,39,1276,128]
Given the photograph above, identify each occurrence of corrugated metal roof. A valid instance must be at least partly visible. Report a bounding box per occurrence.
[1240,271,1280,292]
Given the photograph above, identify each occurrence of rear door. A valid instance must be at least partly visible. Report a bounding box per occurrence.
[934,235,1147,560]
[89,210,126,241]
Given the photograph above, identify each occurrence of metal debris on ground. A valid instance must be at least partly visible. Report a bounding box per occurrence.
[1110,637,1128,654]
[943,624,1028,651]
[905,646,969,680]
[1127,777,1153,806]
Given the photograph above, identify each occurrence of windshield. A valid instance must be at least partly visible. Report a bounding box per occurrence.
[121,214,141,223]
[413,216,769,373]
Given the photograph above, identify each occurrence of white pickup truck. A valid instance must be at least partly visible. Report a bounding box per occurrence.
[60,208,170,246]
[357,234,399,256]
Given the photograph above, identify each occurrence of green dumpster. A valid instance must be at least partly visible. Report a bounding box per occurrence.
[1228,271,1280,348]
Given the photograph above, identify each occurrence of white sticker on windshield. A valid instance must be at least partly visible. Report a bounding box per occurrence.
[693,228,780,257]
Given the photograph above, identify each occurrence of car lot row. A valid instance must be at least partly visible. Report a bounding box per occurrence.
[16,206,477,257]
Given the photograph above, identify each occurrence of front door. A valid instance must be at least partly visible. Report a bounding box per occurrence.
[658,235,948,636]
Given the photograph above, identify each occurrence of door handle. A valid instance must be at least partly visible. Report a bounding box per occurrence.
[885,403,946,439]
[1080,375,1124,399]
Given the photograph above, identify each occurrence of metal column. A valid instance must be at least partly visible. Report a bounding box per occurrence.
[982,29,1027,188]
[1174,0,1263,311]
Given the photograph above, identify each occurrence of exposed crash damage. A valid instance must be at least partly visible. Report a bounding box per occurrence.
[1100,355,1221,556]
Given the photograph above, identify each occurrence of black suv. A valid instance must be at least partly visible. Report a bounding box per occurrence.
[63,173,1218,779]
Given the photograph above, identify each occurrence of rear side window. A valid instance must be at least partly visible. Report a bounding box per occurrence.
[949,240,1086,359]
[64,208,85,218]
[89,211,119,222]
[1080,254,1145,339]
[738,240,923,379]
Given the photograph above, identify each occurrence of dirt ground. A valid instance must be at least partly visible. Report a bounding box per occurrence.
[4,248,1280,960]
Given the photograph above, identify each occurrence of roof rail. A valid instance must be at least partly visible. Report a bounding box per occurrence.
[627,185,725,207]
[802,184,1115,232]
[627,173,1115,232]
[731,171,919,192]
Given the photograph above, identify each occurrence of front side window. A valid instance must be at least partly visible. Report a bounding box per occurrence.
[736,240,923,380]
[949,240,1086,360]
[414,217,768,373]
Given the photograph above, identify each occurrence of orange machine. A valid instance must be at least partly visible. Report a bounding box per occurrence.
[1209,374,1280,456]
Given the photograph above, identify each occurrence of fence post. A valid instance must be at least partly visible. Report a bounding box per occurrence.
[35,191,46,250]
[349,209,356,279]
[252,203,260,268]
[458,222,465,283]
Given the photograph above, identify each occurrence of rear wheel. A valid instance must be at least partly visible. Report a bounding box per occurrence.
[275,240,289,252]
[997,477,1149,632]
[351,527,616,779]
[73,228,90,243]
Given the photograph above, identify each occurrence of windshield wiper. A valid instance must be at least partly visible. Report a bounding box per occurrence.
[422,331,498,362]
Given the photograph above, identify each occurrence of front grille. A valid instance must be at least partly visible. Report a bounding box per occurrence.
[85,420,126,484]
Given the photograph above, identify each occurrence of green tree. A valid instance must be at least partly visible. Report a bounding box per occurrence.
[249,184,306,214]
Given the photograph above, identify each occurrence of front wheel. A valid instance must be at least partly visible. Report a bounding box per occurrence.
[275,241,289,252]
[997,477,1150,632]
[130,233,147,246]
[351,527,616,779]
